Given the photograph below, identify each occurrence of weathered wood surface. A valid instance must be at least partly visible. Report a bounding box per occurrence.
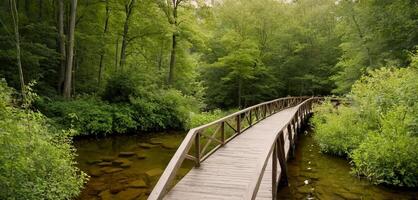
[163,106,299,200]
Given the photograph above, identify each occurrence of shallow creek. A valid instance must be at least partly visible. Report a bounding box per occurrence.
[277,130,418,200]
[74,131,417,200]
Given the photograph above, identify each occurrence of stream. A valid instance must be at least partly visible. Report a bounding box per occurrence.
[74,130,417,200]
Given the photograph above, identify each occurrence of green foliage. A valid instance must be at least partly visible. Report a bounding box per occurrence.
[0,80,87,199]
[39,96,137,135]
[186,109,234,130]
[312,102,367,156]
[312,61,418,187]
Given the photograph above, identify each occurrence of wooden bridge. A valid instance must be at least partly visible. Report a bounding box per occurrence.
[149,97,321,200]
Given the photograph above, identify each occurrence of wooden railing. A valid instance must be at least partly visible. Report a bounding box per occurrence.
[148,96,314,200]
[243,97,321,200]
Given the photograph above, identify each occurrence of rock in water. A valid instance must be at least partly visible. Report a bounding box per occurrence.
[138,143,158,149]
[99,190,113,200]
[136,152,147,159]
[102,167,124,174]
[112,158,130,166]
[89,168,104,177]
[145,168,163,178]
[100,156,115,162]
[98,162,112,166]
[115,188,145,200]
[149,138,163,145]
[128,179,148,188]
[161,143,178,149]
[119,152,136,157]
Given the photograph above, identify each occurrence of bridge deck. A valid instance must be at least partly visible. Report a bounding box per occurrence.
[164,106,298,200]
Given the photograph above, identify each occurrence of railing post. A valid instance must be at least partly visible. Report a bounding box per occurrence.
[237,114,241,134]
[272,140,278,200]
[249,110,253,126]
[288,124,295,159]
[278,132,288,186]
[195,132,201,167]
[221,121,225,145]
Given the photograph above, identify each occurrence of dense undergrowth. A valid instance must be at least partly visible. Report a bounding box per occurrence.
[312,56,418,187]
[36,72,231,136]
[0,80,87,199]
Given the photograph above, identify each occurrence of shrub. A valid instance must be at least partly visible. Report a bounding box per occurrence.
[0,80,87,199]
[312,102,368,156]
[311,64,418,187]
[39,96,137,135]
[186,109,233,129]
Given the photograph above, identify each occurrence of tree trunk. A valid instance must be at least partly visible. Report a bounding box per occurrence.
[57,0,66,93]
[38,0,43,19]
[115,37,119,71]
[98,0,110,87]
[238,76,242,109]
[119,0,135,70]
[10,0,25,99]
[168,33,176,85]
[63,0,77,99]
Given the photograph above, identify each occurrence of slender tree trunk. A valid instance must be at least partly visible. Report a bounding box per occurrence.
[119,0,135,70]
[57,0,66,93]
[63,0,77,99]
[10,0,25,99]
[24,0,29,15]
[157,39,164,71]
[168,33,176,85]
[115,37,119,71]
[38,0,42,19]
[98,0,110,87]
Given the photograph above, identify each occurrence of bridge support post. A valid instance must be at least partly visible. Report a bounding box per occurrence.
[195,132,201,167]
[272,140,278,200]
[287,124,296,159]
[277,132,288,186]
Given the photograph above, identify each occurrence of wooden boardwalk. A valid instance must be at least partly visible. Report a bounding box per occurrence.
[149,97,317,200]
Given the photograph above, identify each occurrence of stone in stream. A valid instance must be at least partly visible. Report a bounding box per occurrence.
[128,179,148,188]
[138,143,157,149]
[110,183,126,194]
[101,167,124,174]
[115,188,146,200]
[119,152,136,157]
[136,152,147,159]
[120,161,132,168]
[149,138,164,145]
[97,162,112,167]
[100,156,115,162]
[99,190,113,200]
[86,159,102,165]
[145,168,163,178]
[161,142,179,149]
[112,158,131,166]
[89,168,104,177]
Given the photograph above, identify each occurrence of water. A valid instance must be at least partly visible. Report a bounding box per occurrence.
[74,131,192,200]
[277,130,418,200]
[74,130,417,200]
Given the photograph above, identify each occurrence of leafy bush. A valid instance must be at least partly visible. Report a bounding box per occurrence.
[186,109,233,129]
[0,80,87,199]
[312,102,368,156]
[130,89,199,131]
[39,96,137,135]
[311,62,418,187]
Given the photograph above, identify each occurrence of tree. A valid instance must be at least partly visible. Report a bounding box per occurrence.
[63,0,78,98]
[98,0,111,87]
[57,0,66,93]
[9,0,25,99]
[119,0,136,69]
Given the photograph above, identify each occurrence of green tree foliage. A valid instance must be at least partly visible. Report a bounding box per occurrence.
[333,0,418,93]
[0,80,87,199]
[312,56,418,187]
[201,0,341,108]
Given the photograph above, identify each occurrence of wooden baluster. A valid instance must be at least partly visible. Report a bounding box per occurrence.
[287,124,295,159]
[249,110,253,126]
[272,140,278,199]
[237,114,241,134]
[221,121,225,145]
[278,132,288,186]
[195,132,201,167]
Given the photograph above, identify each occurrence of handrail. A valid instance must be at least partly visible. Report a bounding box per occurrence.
[243,97,320,200]
[148,96,311,200]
